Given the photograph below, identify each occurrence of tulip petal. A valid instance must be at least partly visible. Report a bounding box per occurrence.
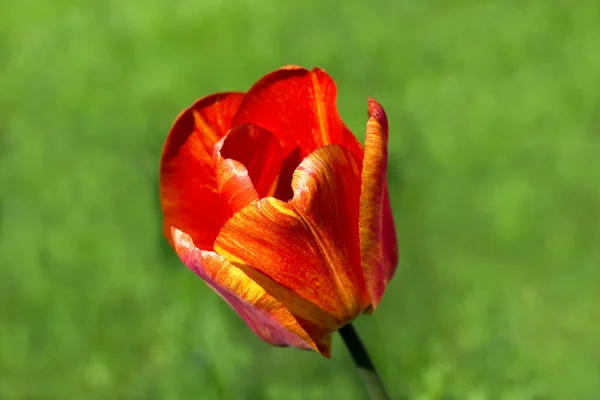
[290,146,371,314]
[215,145,370,332]
[359,98,399,309]
[160,93,245,250]
[212,152,258,219]
[232,66,363,160]
[172,228,331,356]
[213,124,288,216]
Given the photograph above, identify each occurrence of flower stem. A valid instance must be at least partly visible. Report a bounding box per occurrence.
[339,323,390,400]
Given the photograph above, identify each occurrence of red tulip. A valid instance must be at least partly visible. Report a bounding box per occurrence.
[160,66,398,357]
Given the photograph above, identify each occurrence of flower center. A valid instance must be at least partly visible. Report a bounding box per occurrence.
[220,125,302,202]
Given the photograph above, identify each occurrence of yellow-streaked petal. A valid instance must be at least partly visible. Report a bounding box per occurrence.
[359,98,399,309]
[215,145,370,333]
[172,228,331,356]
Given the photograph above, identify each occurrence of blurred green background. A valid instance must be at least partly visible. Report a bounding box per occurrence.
[1,0,599,399]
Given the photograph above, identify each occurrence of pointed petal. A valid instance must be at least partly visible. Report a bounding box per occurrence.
[359,98,399,309]
[172,228,330,356]
[232,66,363,160]
[160,93,245,250]
[215,145,370,331]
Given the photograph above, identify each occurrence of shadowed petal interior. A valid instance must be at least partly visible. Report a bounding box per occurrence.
[213,124,288,216]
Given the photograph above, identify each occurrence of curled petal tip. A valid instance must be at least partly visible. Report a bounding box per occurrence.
[367,97,388,139]
[367,96,378,112]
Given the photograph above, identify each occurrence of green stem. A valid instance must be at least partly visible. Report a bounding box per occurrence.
[339,323,390,400]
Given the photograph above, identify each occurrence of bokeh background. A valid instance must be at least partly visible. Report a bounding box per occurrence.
[2,0,599,399]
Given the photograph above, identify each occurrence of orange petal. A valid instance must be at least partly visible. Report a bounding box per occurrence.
[359,98,399,309]
[212,148,258,219]
[214,145,370,332]
[172,228,330,356]
[232,66,363,161]
[160,92,245,250]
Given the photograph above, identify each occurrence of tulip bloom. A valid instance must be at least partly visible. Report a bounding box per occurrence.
[160,66,397,357]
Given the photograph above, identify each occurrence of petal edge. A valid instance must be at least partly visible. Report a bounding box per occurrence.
[172,228,330,356]
[359,98,398,309]
[160,92,245,250]
[231,67,363,160]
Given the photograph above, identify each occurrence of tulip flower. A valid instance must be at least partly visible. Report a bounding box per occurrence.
[159,66,398,361]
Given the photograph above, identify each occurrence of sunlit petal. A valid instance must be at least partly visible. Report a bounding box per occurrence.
[160,93,244,249]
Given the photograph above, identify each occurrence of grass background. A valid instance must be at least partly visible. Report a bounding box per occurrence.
[1,0,599,398]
